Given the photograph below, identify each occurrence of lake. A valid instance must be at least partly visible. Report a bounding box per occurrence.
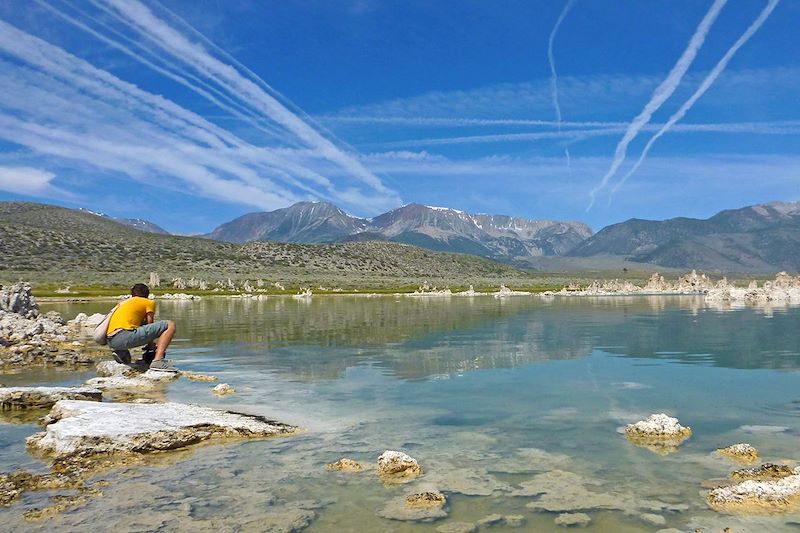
[2,295,799,532]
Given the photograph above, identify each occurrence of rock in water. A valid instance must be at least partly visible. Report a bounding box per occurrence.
[716,443,759,463]
[0,387,102,409]
[377,450,422,481]
[554,512,591,527]
[26,400,298,459]
[624,413,691,454]
[325,458,364,472]
[707,471,800,513]
[731,463,796,481]
[405,490,446,509]
[212,383,235,395]
[0,282,39,318]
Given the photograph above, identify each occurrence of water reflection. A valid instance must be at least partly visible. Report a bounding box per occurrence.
[41,296,800,381]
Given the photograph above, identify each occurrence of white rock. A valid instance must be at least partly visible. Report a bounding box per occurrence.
[86,368,178,391]
[707,474,800,511]
[0,386,101,409]
[212,383,235,395]
[83,313,106,327]
[27,400,298,459]
[625,413,691,438]
[95,360,140,377]
[377,450,422,479]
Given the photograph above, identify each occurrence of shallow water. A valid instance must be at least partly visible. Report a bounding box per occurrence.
[2,295,800,532]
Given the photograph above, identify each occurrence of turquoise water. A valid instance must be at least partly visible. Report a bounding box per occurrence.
[2,296,800,532]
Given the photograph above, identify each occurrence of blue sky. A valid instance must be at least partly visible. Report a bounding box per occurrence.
[0,0,797,234]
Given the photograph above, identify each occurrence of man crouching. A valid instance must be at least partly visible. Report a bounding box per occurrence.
[106,283,177,371]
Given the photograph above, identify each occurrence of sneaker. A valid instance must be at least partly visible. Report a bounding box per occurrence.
[141,346,157,366]
[131,359,150,371]
[112,350,131,364]
[149,359,178,372]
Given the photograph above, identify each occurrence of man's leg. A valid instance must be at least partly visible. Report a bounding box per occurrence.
[153,320,176,361]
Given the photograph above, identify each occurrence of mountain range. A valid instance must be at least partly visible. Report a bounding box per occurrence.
[207,202,593,261]
[12,199,800,273]
[204,200,800,272]
[569,201,800,272]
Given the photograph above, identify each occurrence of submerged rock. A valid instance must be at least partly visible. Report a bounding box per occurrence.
[181,371,218,382]
[325,458,364,472]
[436,522,477,533]
[377,450,421,481]
[377,486,447,522]
[624,413,691,454]
[476,514,525,528]
[0,387,101,409]
[0,470,79,506]
[716,443,759,463]
[27,400,298,460]
[554,512,591,527]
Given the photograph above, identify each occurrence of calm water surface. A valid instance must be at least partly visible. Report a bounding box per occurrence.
[2,296,799,532]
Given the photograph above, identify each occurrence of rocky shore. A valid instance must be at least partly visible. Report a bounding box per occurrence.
[0,283,104,369]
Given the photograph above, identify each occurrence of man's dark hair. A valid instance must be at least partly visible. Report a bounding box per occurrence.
[131,283,150,298]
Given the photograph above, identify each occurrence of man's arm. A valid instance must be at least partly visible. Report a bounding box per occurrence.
[145,312,155,325]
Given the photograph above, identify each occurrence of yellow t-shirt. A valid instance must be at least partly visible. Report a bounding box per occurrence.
[107,296,155,333]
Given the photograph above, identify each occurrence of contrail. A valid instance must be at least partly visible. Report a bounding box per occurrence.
[587,0,727,210]
[611,0,781,195]
[548,0,576,168]
[99,0,395,196]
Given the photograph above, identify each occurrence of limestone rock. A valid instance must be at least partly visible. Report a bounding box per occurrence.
[325,458,364,472]
[27,400,298,460]
[639,513,666,525]
[181,371,218,382]
[212,383,235,395]
[86,368,179,391]
[95,360,140,378]
[476,514,504,527]
[405,490,445,509]
[377,486,447,522]
[624,413,691,453]
[554,512,591,527]
[0,282,38,318]
[731,463,796,481]
[0,387,101,409]
[476,514,525,528]
[716,443,759,463]
[707,472,800,513]
[377,450,421,481]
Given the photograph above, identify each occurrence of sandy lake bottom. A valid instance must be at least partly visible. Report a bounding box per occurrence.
[1,295,799,532]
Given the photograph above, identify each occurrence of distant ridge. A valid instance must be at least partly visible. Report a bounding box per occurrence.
[569,201,800,272]
[77,208,169,235]
[207,201,592,262]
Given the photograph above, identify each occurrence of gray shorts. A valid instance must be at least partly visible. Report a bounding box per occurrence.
[107,321,169,350]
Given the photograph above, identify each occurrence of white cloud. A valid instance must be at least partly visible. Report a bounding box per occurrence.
[0,4,400,215]
[0,166,64,197]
